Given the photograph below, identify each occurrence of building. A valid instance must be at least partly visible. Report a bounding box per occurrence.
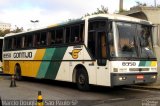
[0,22,11,31]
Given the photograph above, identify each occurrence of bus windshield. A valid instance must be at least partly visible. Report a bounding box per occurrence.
[109,21,156,59]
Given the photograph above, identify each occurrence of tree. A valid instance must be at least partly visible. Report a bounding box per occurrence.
[0,29,10,37]
[135,1,147,6]
[93,5,108,14]
[0,26,23,37]
[11,26,23,33]
[84,5,108,17]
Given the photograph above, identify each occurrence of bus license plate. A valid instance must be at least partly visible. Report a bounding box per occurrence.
[135,80,144,83]
[136,75,144,79]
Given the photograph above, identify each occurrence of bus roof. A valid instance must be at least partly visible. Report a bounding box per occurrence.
[4,14,152,37]
[84,14,152,24]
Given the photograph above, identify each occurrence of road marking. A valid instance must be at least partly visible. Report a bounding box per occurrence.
[108,98,125,101]
[123,87,151,92]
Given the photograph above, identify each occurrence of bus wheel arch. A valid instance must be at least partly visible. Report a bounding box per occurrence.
[72,64,90,91]
[14,63,22,81]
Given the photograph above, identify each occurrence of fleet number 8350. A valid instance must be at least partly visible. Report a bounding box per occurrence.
[122,62,136,66]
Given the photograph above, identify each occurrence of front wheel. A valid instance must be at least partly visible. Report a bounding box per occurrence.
[76,68,90,91]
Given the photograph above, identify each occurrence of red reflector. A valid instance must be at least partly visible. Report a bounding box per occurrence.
[136,75,144,79]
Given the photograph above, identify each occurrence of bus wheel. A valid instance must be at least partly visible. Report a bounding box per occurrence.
[76,68,90,91]
[14,65,22,81]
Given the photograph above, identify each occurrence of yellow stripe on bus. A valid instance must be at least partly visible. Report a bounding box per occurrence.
[151,61,157,67]
[30,49,46,77]
[21,49,46,77]
[34,49,46,60]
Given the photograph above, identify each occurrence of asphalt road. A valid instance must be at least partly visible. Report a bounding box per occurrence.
[0,75,160,106]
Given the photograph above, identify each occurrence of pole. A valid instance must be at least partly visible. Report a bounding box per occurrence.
[155,0,157,7]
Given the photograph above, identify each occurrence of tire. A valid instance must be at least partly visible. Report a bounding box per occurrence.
[76,68,90,91]
[14,65,22,81]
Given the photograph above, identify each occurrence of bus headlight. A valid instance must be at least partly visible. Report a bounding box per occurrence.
[118,76,127,81]
[151,75,157,79]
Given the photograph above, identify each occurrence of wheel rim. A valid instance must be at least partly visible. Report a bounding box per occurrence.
[78,74,85,85]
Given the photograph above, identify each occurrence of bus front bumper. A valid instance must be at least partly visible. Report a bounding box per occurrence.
[111,72,157,86]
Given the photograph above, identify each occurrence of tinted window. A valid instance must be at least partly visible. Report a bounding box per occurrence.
[65,23,84,43]
[55,28,63,44]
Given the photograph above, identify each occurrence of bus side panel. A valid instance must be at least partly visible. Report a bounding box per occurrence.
[21,61,41,77]
[3,60,14,75]
[51,46,97,84]
[5,61,41,78]
[55,62,70,81]
[3,49,45,77]
[39,47,68,79]
[82,62,97,85]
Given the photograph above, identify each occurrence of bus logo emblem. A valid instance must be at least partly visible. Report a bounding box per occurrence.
[70,49,81,59]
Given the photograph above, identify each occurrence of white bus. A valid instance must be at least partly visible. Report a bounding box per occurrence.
[0,37,3,72]
[3,14,157,90]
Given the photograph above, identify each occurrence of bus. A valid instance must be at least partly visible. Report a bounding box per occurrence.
[3,14,157,90]
[0,37,3,72]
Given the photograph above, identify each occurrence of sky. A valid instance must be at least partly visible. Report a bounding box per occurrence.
[0,0,160,30]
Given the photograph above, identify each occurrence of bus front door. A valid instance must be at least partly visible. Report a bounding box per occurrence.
[96,31,109,86]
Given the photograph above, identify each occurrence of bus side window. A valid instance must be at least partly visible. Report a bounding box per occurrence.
[5,38,12,50]
[66,27,70,43]
[27,34,33,48]
[70,25,80,43]
[12,38,16,49]
[65,23,84,44]
[50,30,56,45]
[55,28,63,44]
[16,37,22,49]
